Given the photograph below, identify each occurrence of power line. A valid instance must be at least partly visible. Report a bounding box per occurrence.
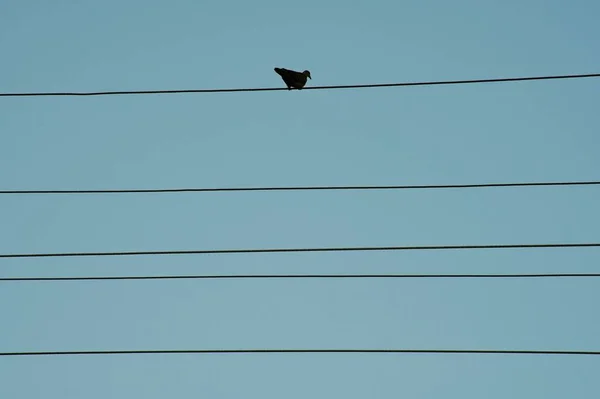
[2,180,599,195]
[1,348,598,357]
[2,273,599,282]
[1,242,598,259]
[1,73,598,98]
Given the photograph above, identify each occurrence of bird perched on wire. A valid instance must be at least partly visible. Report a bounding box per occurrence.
[274,67,312,90]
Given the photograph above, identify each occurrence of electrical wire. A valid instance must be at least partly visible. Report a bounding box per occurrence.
[1,73,598,97]
[1,348,598,357]
[2,273,599,282]
[2,180,599,195]
[1,242,598,259]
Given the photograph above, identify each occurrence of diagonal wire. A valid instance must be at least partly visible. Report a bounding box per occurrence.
[2,180,599,195]
[1,73,599,97]
[1,242,599,259]
[2,273,600,282]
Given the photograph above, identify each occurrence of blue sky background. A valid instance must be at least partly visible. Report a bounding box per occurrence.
[1,0,599,397]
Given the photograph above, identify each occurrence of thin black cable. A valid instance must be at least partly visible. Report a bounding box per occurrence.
[2,180,599,195]
[1,243,599,259]
[1,349,598,357]
[2,273,599,282]
[1,73,598,97]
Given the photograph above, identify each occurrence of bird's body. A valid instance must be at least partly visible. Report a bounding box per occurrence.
[274,67,312,90]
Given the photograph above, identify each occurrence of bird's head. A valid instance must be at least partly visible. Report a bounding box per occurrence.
[303,70,312,79]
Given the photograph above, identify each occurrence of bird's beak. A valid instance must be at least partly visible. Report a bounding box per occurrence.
[308,76,312,79]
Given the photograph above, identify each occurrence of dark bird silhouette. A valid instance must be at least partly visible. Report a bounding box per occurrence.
[274,67,312,90]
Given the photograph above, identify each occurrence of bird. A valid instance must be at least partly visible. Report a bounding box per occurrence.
[274,67,312,90]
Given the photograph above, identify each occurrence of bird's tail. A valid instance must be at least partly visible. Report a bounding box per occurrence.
[274,67,285,76]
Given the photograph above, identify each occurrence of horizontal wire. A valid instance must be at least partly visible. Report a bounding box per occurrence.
[2,273,600,282]
[1,73,599,97]
[1,243,599,259]
[2,348,598,357]
[2,180,599,195]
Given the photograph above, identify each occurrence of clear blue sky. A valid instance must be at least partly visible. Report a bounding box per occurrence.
[1,1,599,397]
